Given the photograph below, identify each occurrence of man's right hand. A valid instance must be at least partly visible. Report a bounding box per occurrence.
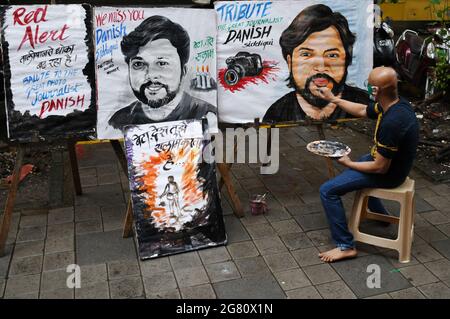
[313,87,337,103]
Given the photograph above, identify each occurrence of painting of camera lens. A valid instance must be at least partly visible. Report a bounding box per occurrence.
[224,52,263,86]
[218,52,279,93]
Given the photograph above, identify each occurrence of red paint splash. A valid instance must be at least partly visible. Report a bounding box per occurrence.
[218,60,280,93]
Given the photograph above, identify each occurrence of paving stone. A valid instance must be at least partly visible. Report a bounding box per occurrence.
[263,252,298,273]
[76,219,103,235]
[146,289,181,299]
[47,222,74,240]
[101,204,126,231]
[75,281,109,299]
[354,242,381,257]
[294,213,329,232]
[429,184,450,196]
[40,269,68,291]
[316,280,357,299]
[421,211,450,226]
[79,263,107,284]
[418,282,450,299]
[378,249,420,269]
[13,240,44,258]
[291,247,323,267]
[224,216,250,243]
[240,215,268,226]
[414,226,447,243]
[306,229,334,247]
[47,207,74,225]
[20,214,48,228]
[174,266,210,288]
[81,175,98,187]
[286,286,322,299]
[4,274,40,297]
[143,271,178,294]
[280,232,314,250]
[74,205,102,222]
[430,238,450,260]
[5,291,39,299]
[399,264,439,286]
[140,257,172,276]
[331,254,411,298]
[75,184,125,207]
[45,236,74,254]
[9,255,43,276]
[254,236,287,255]
[264,208,292,223]
[98,173,120,185]
[412,243,444,263]
[274,268,311,291]
[76,230,136,265]
[423,196,450,212]
[227,241,260,259]
[415,188,437,199]
[389,287,425,299]
[235,256,271,278]
[413,214,432,228]
[437,223,450,237]
[40,287,74,299]
[0,279,4,298]
[303,264,340,285]
[108,260,140,279]
[16,226,46,243]
[271,219,303,234]
[245,223,277,239]
[205,261,240,283]
[169,252,202,271]
[199,246,231,265]
[180,284,216,299]
[364,293,392,299]
[424,259,450,281]
[213,273,286,299]
[43,251,75,271]
[109,276,144,299]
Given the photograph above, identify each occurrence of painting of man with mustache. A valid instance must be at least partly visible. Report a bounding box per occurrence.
[263,4,369,123]
[108,15,216,132]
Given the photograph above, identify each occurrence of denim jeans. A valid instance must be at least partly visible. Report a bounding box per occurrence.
[319,154,399,250]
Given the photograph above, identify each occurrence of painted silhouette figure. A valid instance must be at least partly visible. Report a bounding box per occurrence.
[159,176,181,218]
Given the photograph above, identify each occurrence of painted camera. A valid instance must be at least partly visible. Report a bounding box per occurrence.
[224,52,263,86]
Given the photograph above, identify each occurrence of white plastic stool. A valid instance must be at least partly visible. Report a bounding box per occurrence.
[348,177,415,263]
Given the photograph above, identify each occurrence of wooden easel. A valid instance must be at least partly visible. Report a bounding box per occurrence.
[0,139,83,256]
[117,126,246,238]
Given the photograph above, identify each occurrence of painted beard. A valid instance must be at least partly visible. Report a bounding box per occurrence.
[296,73,345,108]
[133,80,179,109]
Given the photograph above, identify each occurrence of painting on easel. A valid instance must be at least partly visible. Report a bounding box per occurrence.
[0,4,96,142]
[124,119,226,259]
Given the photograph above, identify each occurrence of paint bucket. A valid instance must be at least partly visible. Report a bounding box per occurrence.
[250,194,268,216]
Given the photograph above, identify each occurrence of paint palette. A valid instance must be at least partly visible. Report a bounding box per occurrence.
[306,140,351,158]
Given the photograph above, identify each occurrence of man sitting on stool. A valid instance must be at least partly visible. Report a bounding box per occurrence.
[313,66,419,263]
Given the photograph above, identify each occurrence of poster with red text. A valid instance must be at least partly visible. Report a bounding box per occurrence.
[0,4,96,142]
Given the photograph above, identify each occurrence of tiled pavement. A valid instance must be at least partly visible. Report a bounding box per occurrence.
[1,124,450,299]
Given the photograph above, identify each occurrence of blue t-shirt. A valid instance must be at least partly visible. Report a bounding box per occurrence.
[366,97,419,186]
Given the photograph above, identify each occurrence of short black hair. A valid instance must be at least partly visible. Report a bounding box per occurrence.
[280,4,356,69]
[121,15,190,68]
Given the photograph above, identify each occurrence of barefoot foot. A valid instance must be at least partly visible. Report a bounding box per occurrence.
[318,248,357,263]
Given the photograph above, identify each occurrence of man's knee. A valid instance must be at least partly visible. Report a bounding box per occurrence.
[320,180,334,199]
